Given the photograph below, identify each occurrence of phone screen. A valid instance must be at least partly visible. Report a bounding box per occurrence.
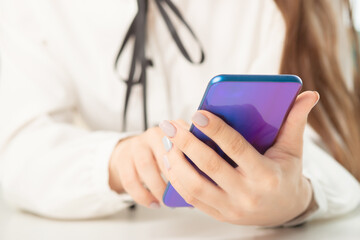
[191,76,302,168]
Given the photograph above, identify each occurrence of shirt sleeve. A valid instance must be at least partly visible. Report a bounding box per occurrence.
[0,5,134,219]
[283,125,360,226]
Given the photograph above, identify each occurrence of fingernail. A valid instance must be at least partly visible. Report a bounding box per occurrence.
[159,120,176,138]
[163,155,171,171]
[162,136,173,152]
[192,111,209,127]
[149,202,160,209]
[313,91,320,106]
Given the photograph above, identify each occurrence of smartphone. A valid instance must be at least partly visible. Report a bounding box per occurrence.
[162,74,302,207]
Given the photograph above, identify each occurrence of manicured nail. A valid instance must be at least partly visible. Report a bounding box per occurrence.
[192,111,209,127]
[159,120,176,137]
[163,155,171,171]
[149,202,160,209]
[162,136,173,152]
[313,91,320,106]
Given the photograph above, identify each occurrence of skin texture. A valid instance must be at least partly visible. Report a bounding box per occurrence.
[109,120,190,208]
[109,127,166,208]
[110,90,319,226]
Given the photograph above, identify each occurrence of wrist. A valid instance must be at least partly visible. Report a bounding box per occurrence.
[285,177,318,226]
[108,140,126,194]
[299,176,313,214]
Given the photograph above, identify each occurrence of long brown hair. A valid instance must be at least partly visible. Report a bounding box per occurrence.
[274,0,360,181]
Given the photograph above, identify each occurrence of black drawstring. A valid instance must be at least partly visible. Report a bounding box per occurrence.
[114,0,205,131]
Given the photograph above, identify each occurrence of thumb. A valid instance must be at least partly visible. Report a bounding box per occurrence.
[270,91,320,159]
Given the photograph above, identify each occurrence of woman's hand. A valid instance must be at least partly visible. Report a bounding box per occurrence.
[109,127,169,209]
[159,91,320,226]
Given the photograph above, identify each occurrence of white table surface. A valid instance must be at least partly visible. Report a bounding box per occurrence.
[1,192,360,240]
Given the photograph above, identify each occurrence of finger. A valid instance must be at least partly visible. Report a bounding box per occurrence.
[189,110,262,173]
[166,149,249,224]
[270,91,319,159]
[133,147,167,203]
[174,119,190,129]
[119,155,159,208]
[159,120,242,192]
[166,173,224,220]
[165,145,228,205]
[144,127,168,175]
[163,147,226,220]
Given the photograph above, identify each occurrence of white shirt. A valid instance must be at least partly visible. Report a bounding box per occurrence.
[0,0,359,221]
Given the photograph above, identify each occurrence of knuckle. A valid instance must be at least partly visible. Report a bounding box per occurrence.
[120,170,136,188]
[183,194,197,205]
[243,195,260,211]
[206,157,221,174]
[263,171,281,191]
[261,168,282,191]
[229,135,247,156]
[187,182,203,196]
[146,126,158,135]
[145,127,162,140]
[153,188,166,199]
[122,177,136,190]
[210,122,225,137]
[137,156,154,169]
[150,184,166,197]
[179,134,193,151]
[145,127,154,135]
[131,192,151,206]
[225,209,243,221]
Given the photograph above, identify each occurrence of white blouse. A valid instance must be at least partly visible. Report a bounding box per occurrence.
[0,0,359,221]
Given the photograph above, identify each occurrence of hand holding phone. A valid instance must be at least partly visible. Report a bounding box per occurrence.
[159,75,319,226]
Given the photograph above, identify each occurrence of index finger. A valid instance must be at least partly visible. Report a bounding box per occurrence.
[159,120,242,192]
[191,110,264,173]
